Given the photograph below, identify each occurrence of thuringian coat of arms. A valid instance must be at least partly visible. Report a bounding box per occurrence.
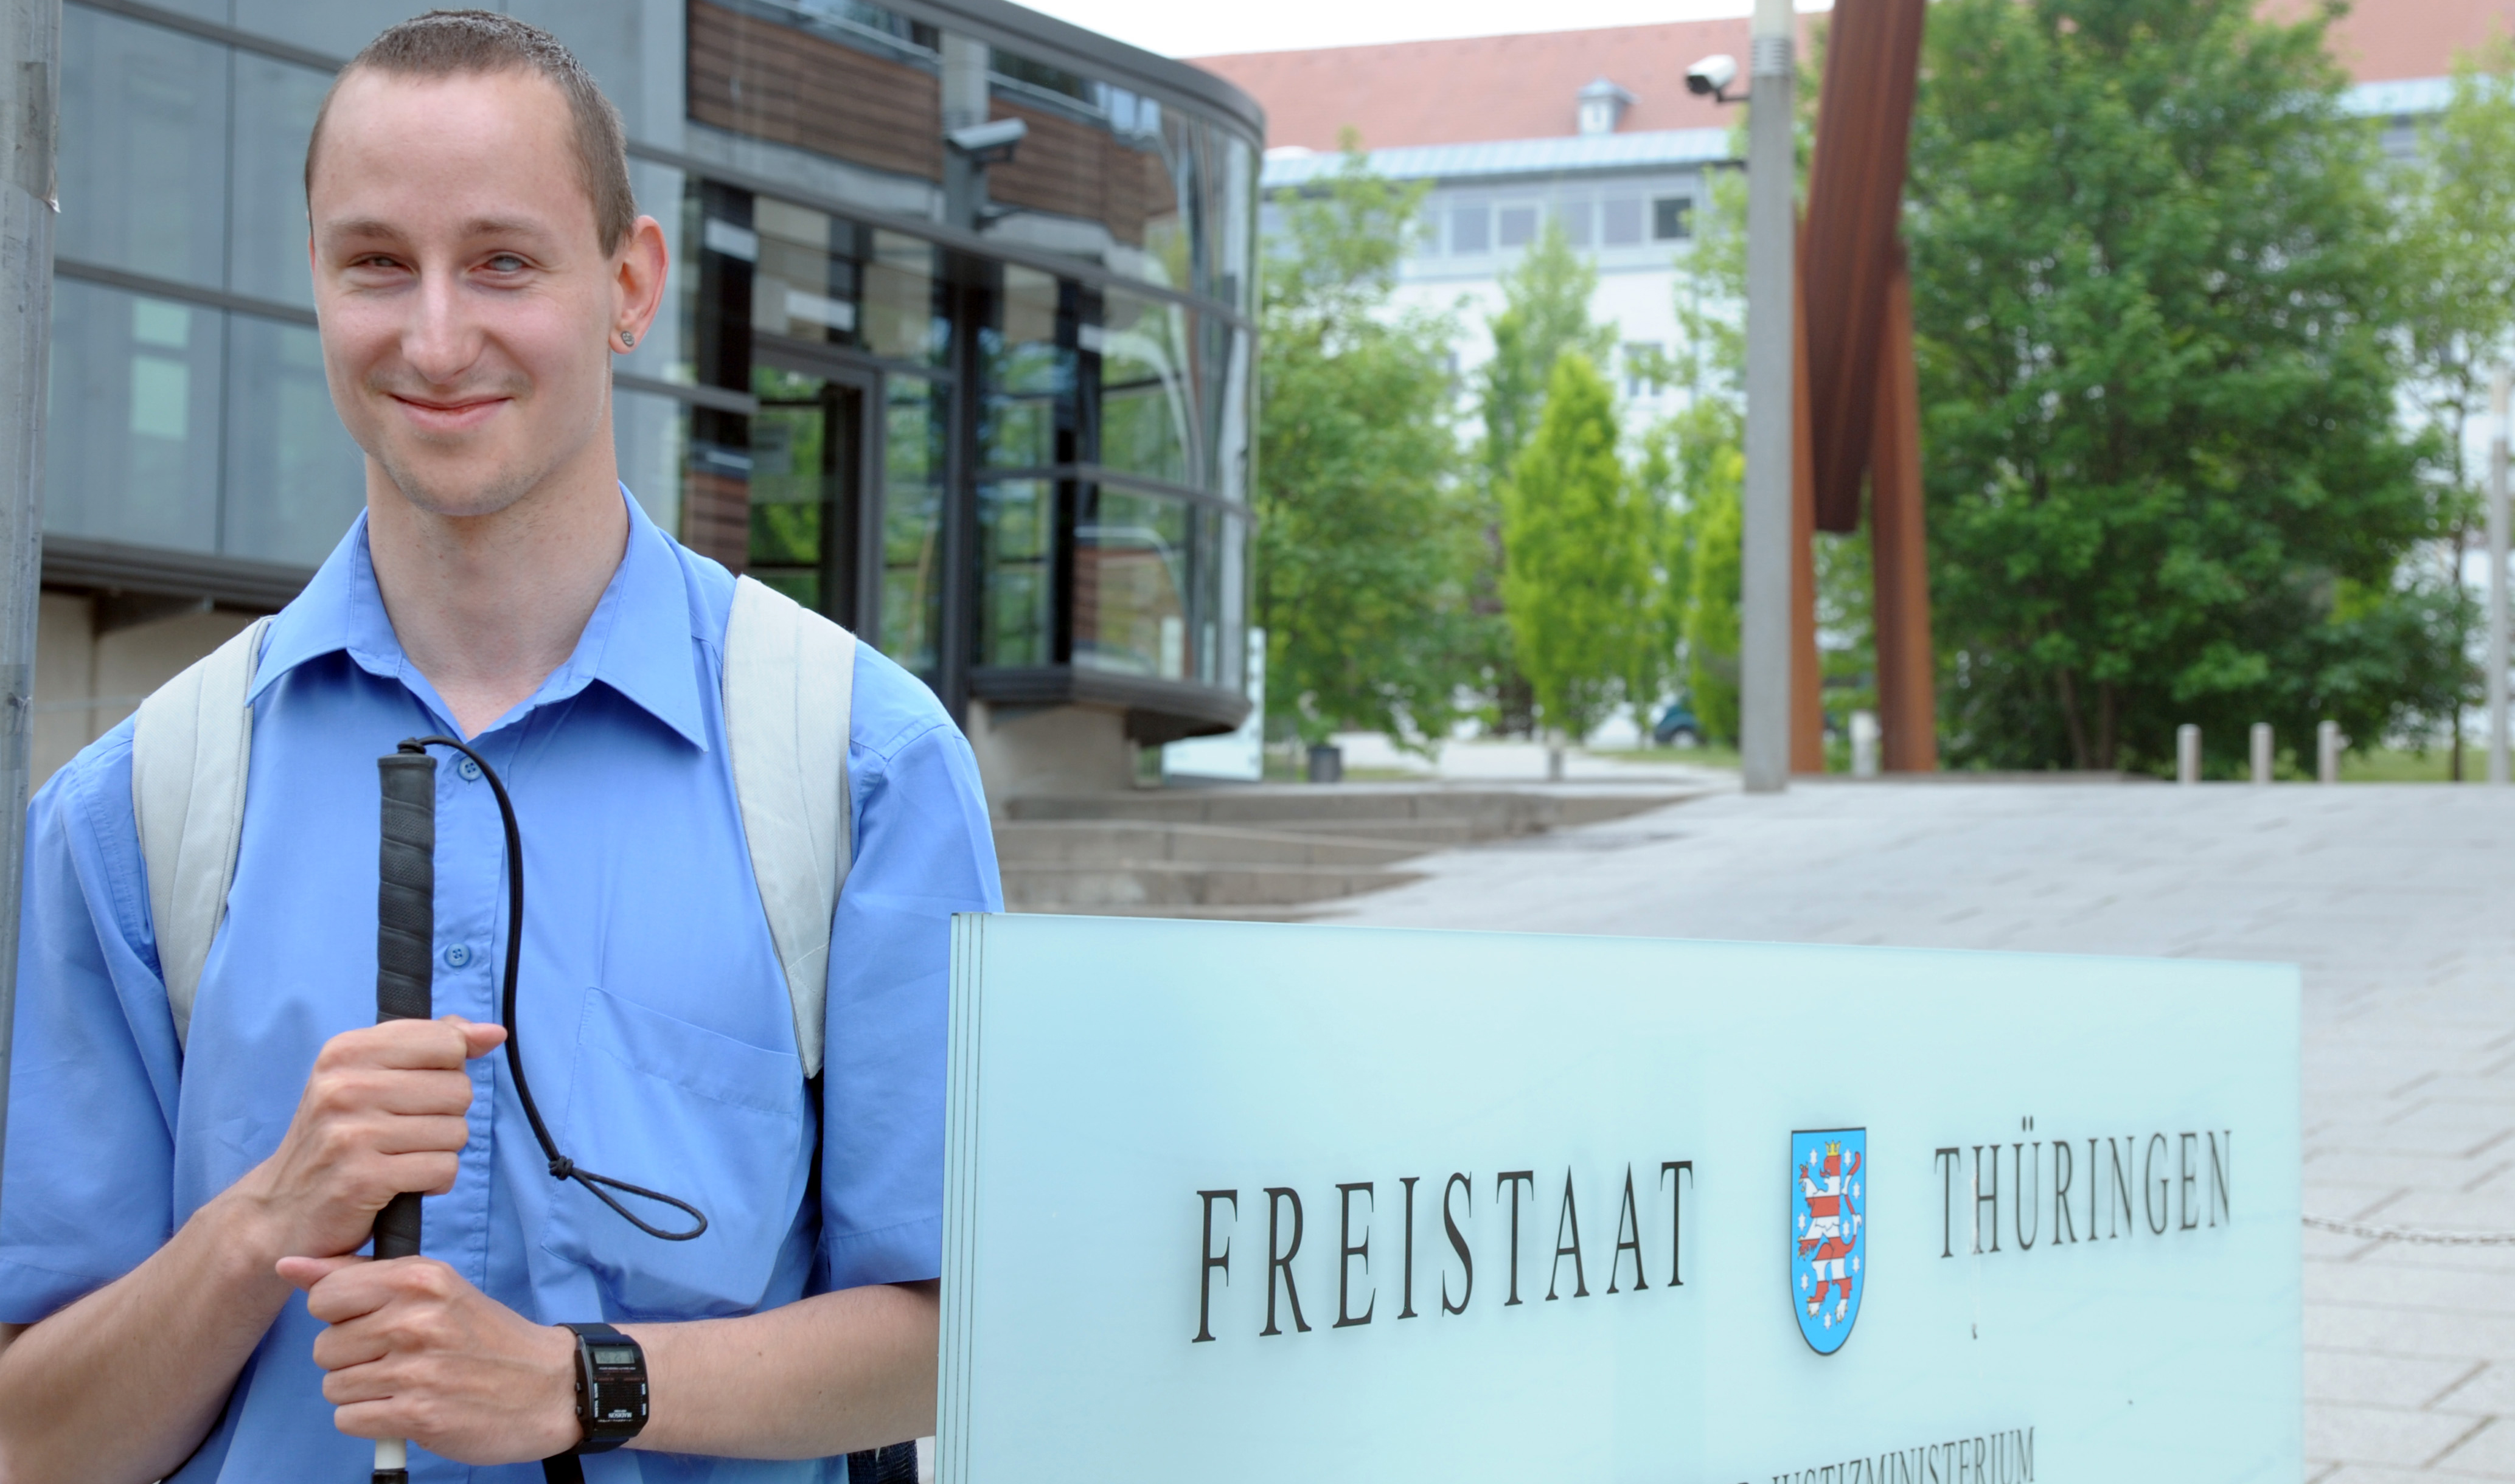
[1791,1128,1866,1354]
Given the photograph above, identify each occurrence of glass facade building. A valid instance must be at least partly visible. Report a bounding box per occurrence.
[40,0,1262,782]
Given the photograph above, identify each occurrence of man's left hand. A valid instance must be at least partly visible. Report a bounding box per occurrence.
[277,1253,582,1465]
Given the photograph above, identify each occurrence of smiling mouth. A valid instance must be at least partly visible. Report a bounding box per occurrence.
[390,394,512,430]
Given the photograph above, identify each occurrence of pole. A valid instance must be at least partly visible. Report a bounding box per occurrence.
[2489,368,2509,786]
[0,0,60,1219]
[2250,723,2272,785]
[2177,724,2200,785]
[1739,0,1796,794]
[2318,719,2342,785]
[372,749,438,1484]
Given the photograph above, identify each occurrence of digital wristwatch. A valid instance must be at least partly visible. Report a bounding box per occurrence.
[562,1322,649,1452]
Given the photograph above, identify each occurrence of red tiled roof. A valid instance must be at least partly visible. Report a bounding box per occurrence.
[1193,0,2515,153]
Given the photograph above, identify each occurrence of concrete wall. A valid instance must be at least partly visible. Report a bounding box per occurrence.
[33,597,257,789]
[965,700,1133,810]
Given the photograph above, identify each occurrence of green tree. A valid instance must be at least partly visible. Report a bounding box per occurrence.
[2395,41,2515,773]
[1907,0,2463,774]
[1503,353,1655,740]
[1472,223,1619,731]
[1256,147,1478,749]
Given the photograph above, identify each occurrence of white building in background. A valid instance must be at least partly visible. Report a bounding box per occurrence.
[1261,123,1733,427]
[1202,5,2505,437]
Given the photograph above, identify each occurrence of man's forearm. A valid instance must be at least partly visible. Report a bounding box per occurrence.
[622,1280,939,1460]
[0,1191,296,1484]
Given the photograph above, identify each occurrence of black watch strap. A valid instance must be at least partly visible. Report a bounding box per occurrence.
[555,1321,648,1461]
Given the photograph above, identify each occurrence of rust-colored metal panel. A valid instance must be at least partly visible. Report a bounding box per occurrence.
[1800,0,1928,534]
[1870,257,1938,771]
[1793,266,1827,774]
[689,1,943,183]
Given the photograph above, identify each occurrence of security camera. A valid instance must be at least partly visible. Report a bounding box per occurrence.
[945,117,1028,164]
[1686,54,1740,104]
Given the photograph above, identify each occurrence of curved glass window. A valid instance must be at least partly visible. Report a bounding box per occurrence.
[1093,292,1194,487]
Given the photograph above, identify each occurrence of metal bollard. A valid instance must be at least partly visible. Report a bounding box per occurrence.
[2317,720,2342,785]
[1849,710,1880,778]
[2177,724,2200,785]
[2250,723,2273,783]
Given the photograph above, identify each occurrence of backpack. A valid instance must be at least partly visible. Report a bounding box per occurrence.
[127,574,857,1078]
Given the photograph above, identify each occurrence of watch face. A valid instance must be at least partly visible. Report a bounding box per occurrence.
[591,1346,639,1368]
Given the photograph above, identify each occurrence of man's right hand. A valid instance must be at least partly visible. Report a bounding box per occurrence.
[229,1015,507,1263]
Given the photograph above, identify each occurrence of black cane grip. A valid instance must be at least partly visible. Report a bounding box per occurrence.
[374,1191,423,1262]
[377,753,436,1024]
[375,752,436,1265]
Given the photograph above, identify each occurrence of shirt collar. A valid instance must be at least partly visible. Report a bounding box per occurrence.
[249,488,709,751]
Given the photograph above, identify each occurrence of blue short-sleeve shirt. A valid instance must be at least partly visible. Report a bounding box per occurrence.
[0,491,1001,1482]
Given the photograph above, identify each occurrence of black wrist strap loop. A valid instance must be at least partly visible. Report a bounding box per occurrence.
[399,737,709,1245]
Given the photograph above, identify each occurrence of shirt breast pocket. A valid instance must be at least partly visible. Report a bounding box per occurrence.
[539,987,809,1318]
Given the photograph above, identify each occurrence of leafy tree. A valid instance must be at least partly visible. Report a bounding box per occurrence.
[1472,223,1619,732]
[1503,353,1656,740]
[1907,0,2463,774]
[1256,147,1478,749]
[1668,406,1745,743]
[2395,41,2515,772]
[1479,223,1618,486]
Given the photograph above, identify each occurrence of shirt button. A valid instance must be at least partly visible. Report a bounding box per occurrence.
[444,943,472,969]
[456,757,482,782]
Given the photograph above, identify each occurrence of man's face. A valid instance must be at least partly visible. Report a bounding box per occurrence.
[308,69,621,521]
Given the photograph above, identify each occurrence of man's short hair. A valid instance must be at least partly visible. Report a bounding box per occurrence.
[304,10,636,255]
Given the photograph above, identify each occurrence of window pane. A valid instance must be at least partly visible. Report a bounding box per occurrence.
[1654,196,1694,241]
[982,267,1072,470]
[748,364,835,611]
[232,0,430,68]
[1556,199,1593,248]
[1601,197,1644,247]
[1074,486,1188,679]
[753,197,855,345]
[223,315,364,566]
[1093,291,1191,487]
[879,374,947,674]
[1195,312,1233,494]
[980,479,1056,667]
[1497,205,1538,249]
[745,364,871,626]
[1451,204,1490,255]
[59,7,228,289]
[231,52,331,308]
[865,231,948,367]
[46,281,223,553]
[614,161,694,388]
[613,387,689,536]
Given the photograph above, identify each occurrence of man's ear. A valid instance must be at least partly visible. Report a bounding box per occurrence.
[612,215,669,352]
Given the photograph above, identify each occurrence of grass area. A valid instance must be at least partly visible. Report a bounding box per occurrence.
[2337,745,2489,782]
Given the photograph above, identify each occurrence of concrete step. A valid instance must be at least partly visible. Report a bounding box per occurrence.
[1001,786,1692,837]
[998,860,1426,909]
[993,820,1428,868]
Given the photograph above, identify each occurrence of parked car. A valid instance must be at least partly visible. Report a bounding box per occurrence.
[1653,699,1705,749]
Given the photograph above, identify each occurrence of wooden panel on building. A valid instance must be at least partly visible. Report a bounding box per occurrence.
[689,1,944,182]
[984,100,1170,248]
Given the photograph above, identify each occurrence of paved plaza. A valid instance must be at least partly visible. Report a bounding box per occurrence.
[1315,777,2515,1481]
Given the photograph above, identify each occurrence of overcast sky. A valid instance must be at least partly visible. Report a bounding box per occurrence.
[1019,0,1830,60]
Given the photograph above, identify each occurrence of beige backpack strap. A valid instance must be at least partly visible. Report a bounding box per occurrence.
[131,615,273,1045]
[722,576,856,1078]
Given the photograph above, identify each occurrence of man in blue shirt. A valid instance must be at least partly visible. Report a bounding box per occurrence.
[0,13,998,1481]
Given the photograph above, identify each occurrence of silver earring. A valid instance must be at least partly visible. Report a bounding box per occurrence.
[618,330,636,350]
